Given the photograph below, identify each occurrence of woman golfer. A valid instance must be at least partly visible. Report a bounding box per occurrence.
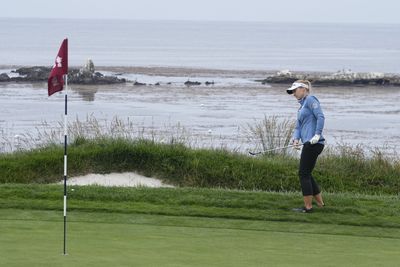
[286,80,325,213]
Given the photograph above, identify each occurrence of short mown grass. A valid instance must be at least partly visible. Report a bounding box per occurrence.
[2,209,400,267]
[1,184,400,230]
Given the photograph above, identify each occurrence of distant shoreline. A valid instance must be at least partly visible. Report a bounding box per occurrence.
[0,64,276,77]
[1,65,400,87]
[2,64,398,76]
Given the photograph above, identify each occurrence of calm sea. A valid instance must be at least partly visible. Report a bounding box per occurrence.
[0,18,399,72]
[1,18,400,154]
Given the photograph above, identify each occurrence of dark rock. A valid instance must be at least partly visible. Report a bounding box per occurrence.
[15,66,51,81]
[184,80,201,86]
[3,66,125,85]
[133,81,146,86]
[0,73,10,82]
[155,82,160,86]
[260,76,299,84]
[82,59,95,74]
[94,72,104,78]
[68,68,125,84]
[205,81,214,86]
[259,70,400,87]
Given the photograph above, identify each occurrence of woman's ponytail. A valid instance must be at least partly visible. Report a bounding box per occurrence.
[295,79,312,93]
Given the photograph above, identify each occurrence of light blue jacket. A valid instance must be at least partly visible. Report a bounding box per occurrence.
[293,95,325,144]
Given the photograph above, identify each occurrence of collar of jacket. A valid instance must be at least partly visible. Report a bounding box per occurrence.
[298,95,308,105]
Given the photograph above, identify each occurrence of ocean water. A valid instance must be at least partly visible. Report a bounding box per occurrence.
[1,18,400,72]
[1,18,399,155]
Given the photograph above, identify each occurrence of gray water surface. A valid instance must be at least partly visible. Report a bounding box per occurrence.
[1,18,400,72]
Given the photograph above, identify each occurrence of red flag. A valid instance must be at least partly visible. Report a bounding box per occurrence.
[48,38,68,96]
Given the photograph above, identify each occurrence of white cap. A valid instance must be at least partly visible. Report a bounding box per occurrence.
[286,82,308,94]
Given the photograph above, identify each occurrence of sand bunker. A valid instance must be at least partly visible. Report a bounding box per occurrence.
[63,172,174,188]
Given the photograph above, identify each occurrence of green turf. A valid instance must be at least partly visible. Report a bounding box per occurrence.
[1,184,400,266]
[1,209,400,267]
[1,185,400,229]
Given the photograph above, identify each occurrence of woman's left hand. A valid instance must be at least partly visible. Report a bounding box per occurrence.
[310,134,320,144]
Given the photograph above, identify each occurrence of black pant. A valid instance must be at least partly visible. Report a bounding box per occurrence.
[299,143,324,196]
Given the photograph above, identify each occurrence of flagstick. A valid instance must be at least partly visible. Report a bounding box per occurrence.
[63,74,68,255]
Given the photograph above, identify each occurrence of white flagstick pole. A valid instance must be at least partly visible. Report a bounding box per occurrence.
[63,74,68,255]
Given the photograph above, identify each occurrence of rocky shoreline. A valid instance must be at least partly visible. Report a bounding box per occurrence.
[1,65,400,87]
[0,60,126,85]
[0,66,126,84]
[257,69,400,86]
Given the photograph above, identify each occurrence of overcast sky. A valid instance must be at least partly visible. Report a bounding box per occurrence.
[1,0,399,24]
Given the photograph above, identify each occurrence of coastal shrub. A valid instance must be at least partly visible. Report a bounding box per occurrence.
[0,138,399,194]
[245,115,295,156]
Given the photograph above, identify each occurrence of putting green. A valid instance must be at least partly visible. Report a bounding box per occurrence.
[1,212,399,267]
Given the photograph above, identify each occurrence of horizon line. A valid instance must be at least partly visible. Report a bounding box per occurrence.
[1,16,399,26]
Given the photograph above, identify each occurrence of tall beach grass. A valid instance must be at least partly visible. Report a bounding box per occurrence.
[0,115,398,194]
[1,137,399,194]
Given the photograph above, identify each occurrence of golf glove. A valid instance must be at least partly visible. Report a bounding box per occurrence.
[310,134,320,145]
[293,139,301,150]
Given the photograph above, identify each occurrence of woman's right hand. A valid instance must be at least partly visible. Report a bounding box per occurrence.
[293,139,301,150]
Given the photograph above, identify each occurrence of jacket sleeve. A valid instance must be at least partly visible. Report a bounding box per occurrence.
[309,96,325,135]
[293,118,301,140]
